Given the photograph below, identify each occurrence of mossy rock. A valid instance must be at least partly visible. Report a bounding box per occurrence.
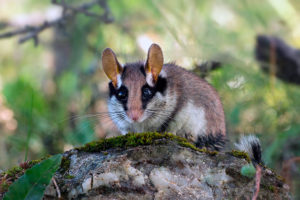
[0,132,291,199]
[76,132,218,156]
[229,149,251,163]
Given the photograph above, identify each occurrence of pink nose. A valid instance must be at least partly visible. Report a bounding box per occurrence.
[127,110,142,121]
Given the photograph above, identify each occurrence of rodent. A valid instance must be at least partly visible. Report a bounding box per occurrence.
[101,43,262,164]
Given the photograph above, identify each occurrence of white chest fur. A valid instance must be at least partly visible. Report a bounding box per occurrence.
[167,101,207,141]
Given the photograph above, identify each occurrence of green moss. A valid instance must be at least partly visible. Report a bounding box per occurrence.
[262,184,276,193]
[64,174,75,179]
[27,159,44,166]
[0,181,9,192]
[0,156,50,195]
[276,175,284,182]
[60,157,71,173]
[262,165,285,182]
[230,150,251,163]
[267,185,276,192]
[5,166,23,178]
[3,156,50,178]
[76,132,218,156]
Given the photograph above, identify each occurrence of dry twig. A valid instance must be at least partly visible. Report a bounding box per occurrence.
[0,0,113,46]
[252,165,262,200]
[52,177,61,198]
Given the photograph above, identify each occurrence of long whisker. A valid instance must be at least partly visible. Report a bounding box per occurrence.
[69,113,123,136]
[58,111,125,124]
[145,110,173,116]
[145,109,172,113]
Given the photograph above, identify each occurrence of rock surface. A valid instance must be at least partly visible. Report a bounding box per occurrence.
[41,133,290,200]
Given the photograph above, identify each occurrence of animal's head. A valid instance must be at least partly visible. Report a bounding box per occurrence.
[102,44,167,123]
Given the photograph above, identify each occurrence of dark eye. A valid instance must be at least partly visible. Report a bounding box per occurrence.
[116,89,128,101]
[142,87,153,99]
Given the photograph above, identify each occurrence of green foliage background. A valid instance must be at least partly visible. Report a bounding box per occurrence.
[0,0,299,197]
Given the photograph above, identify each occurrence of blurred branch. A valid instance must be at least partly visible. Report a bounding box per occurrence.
[0,0,113,46]
[281,157,300,192]
[255,35,300,85]
[192,61,222,78]
[52,0,112,20]
[0,22,8,30]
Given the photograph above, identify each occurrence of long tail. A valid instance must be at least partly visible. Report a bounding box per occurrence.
[235,135,262,165]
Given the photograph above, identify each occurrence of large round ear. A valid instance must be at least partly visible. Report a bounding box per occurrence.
[145,43,164,86]
[102,48,123,88]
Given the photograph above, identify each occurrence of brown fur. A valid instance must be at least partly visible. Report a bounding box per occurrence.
[162,63,226,136]
[119,62,226,137]
[102,44,226,142]
[122,64,146,120]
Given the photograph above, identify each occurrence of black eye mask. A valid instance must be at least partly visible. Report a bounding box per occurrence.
[141,76,167,109]
[109,83,128,111]
[108,62,167,111]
